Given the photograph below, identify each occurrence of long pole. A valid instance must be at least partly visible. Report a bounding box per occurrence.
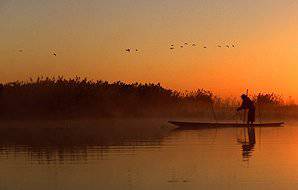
[258,95,262,124]
[257,93,262,148]
[210,98,218,123]
[243,89,249,123]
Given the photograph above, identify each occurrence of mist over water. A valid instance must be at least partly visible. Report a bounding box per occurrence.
[0,119,297,190]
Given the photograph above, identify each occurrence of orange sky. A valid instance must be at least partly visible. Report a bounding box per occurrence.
[1,0,298,100]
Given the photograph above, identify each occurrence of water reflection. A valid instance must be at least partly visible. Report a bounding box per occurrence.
[236,127,256,161]
[0,120,294,190]
[0,122,260,163]
[174,126,258,162]
[0,121,175,164]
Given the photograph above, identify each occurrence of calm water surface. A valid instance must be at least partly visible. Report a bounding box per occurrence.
[0,121,298,190]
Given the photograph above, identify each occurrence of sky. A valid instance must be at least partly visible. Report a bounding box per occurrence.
[1,0,298,99]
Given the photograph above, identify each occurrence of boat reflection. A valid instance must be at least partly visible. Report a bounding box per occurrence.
[174,124,258,162]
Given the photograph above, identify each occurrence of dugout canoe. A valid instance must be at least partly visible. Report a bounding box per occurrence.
[168,121,285,129]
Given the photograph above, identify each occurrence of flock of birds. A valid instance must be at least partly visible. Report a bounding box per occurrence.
[125,48,138,53]
[16,42,237,56]
[17,49,57,56]
[125,42,237,53]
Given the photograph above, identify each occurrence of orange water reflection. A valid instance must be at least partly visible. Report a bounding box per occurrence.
[0,121,297,190]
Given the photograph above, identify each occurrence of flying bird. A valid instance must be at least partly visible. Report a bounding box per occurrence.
[203,46,207,49]
[180,45,183,48]
[53,53,57,56]
[184,42,188,45]
[226,45,230,48]
[171,44,174,46]
[125,48,131,52]
[170,47,174,50]
[232,45,235,48]
[217,45,222,48]
[135,49,138,52]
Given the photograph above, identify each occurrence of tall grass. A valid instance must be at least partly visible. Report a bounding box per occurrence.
[0,77,292,120]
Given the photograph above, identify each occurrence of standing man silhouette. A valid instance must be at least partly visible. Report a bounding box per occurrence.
[237,94,255,124]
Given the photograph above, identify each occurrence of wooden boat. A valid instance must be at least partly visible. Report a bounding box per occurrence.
[168,121,285,129]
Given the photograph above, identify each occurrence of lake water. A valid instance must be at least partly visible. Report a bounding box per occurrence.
[0,120,298,190]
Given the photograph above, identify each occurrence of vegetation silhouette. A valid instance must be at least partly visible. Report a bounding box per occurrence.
[0,77,291,120]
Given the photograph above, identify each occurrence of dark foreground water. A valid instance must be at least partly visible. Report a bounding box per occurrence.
[0,120,297,190]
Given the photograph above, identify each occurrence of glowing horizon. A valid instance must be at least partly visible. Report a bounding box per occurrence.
[1,0,298,100]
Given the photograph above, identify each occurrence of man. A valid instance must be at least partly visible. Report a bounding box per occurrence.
[237,94,255,124]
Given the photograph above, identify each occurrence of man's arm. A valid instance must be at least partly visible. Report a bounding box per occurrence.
[237,101,246,111]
